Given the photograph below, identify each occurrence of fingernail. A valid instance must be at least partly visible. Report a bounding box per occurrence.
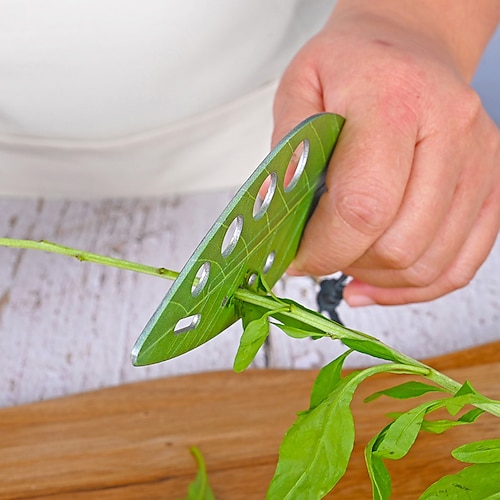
[345,295,375,307]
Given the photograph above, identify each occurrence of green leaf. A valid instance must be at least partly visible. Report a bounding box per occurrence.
[241,304,268,329]
[382,391,487,440]
[421,419,468,435]
[385,411,404,420]
[447,381,500,415]
[365,381,447,403]
[444,393,488,416]
[452,440,500,464]
[374,402,432,460]
[365,426,392,500]
[342,337,403,363]
[455,380,477,396]
[267,372,361,499]
[267,364,408,499]
[233,314,270,373]
[183,447,216,500]
[309,350,352,410]
[458,408,485,423]
[254,272,275,296]
[267,361,443,498]
[421,408,485,434]
[419,463,500,499]
[269,297,327,340]
[366,454,391,500]
[279,298,337,328]
[273,322,328,339]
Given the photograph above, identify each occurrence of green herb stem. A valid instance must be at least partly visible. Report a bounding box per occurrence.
[233,288,500,417]
[235,287,418,363]
[3,237,499,418]
[0,238,180,281]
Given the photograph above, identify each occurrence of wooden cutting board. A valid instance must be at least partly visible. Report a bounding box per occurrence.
[1,341,499,499]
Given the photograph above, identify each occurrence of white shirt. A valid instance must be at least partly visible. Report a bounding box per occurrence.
[0,0,335,198]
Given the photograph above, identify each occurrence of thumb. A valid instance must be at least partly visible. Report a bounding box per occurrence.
[266,67,325,196]
[271,68,325,149]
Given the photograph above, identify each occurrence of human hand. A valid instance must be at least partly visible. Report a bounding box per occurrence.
[273,0,500,306]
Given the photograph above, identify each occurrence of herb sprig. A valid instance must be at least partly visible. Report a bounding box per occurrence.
[183,446,215,500]
[233,276,500,499]
[1,237,499,498]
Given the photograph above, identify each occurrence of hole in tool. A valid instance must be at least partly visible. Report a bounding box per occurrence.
[247,273,258,286]
[263,251,276,274]
[192,262,210,297]
[284,139,309,192]
[221,215,244,257]
[174,314,201,335]
[254,172,277,220]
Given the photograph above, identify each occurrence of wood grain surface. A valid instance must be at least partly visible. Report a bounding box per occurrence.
[1,341,499,499]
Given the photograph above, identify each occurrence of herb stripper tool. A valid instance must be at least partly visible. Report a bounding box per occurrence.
[131,113,344,366]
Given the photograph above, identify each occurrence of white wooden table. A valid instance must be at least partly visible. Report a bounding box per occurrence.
[1,190,499,408]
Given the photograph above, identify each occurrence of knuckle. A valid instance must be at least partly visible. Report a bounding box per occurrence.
[483,120,500,160]
[403,262,441,288]
[402,259,476,291]
[333,187,395,237]
[375,241,418,270]
[453,86,483,131]
[444,264,476,291]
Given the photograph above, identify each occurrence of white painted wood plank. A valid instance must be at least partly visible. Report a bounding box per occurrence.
[0,192,250,407]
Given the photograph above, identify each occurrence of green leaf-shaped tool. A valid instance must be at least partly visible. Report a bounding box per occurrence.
[131,113,344,366]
